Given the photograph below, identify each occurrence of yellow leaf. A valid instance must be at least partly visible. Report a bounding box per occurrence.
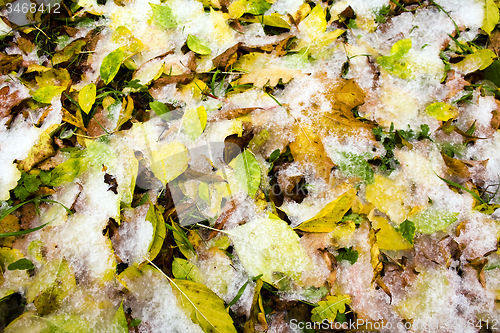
[52,39,86,65]
[483,0,499,35]
[365,174,407,223]
[78,83,96,114]
[289,123,334,181]
[239,65,303,88]
[150,141,189,185]
[370,215,412,251]
[452,49,497,74]
[145,204,166,262]
[116,95,134,130]
[298,3,327,41]
[295,188,357,232]
[171,279,238,333]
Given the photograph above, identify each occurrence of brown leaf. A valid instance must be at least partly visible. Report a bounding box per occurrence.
[441,153,471,179]
[63,26,78,37]
[0,85,25,120]
[0,53,23,74]
[213,43,241,69]
[467,258,487,288]
[275,36,296,57]
[213,107,257,121]
[208,200,237,240]
[151,73,195,89]
[16,37,35,54]
[488,30,500,55]
[491,105,500,130]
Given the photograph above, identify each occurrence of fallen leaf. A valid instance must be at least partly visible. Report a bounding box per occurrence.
[295,188,356,232]
[228,149,261,197]
[78,83,96,114]
[310,295,351,323]
[171,279,238,333]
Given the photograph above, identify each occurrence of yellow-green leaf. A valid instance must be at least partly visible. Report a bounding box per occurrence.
[452,48,497,74]
[310,295,351,323]
[52,39,86,65]
[78,83,96,114]
[229,216,313,285]
[410,208,458,234]
[182,105,208,140]
[425,102,458,121]
[186,34,211,55]
[228,0,271,19]
[150,141,189,185]
[32,85,66,104]
[172,257,204,283]
[376,38,413,79]
[144,204,166,262]
[171,279,238,333]
[295,188,356,232]
[171,220,197,260]
[100,46,127,85]
[483,0,499,35]
[25,258,76,316]
[150,2,177,29]
[109,302,128,333]
[228,149,261,197]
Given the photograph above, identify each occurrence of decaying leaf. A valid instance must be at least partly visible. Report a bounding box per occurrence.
[25,258,76,316]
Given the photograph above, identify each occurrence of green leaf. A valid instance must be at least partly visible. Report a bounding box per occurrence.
[7,258,34,270]
[172,258,204,283]
[332,151,374,183]
[171,279,238,333]
[411,208,458,234]
[484,59,500,87]
[452,49,497,74]
[483,0,499,35]
[48,151,86,187]
[376,38,413,79]
[110,302,128,333]
[295,188,356,232]
[229,149,261,197]
[397,219,416,245]
[269,149,280,163]
[336,247,358,265]
[341,213,364,225]
[425,102,458,121]
[150,3,177,29]
[310,295,351,323]
[100,47,127,85]
[130,318,142,327]
[229,216,313,285]
[186,34,212,55]
[182,105,208,140]
[42,314,92,333]
[149,101,172,120]
[168,220,196,260]
[32,85,66,104]
[78,83,96,114]
[26,258,76,316]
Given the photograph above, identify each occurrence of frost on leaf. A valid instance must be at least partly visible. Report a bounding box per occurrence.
[229,216,313,285]
[150,141,189,185]
[182,106,208,140]
[376,38,413,79]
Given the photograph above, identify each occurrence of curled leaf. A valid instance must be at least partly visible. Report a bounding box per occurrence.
[452,49,497,74]
[483,0,499,35]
